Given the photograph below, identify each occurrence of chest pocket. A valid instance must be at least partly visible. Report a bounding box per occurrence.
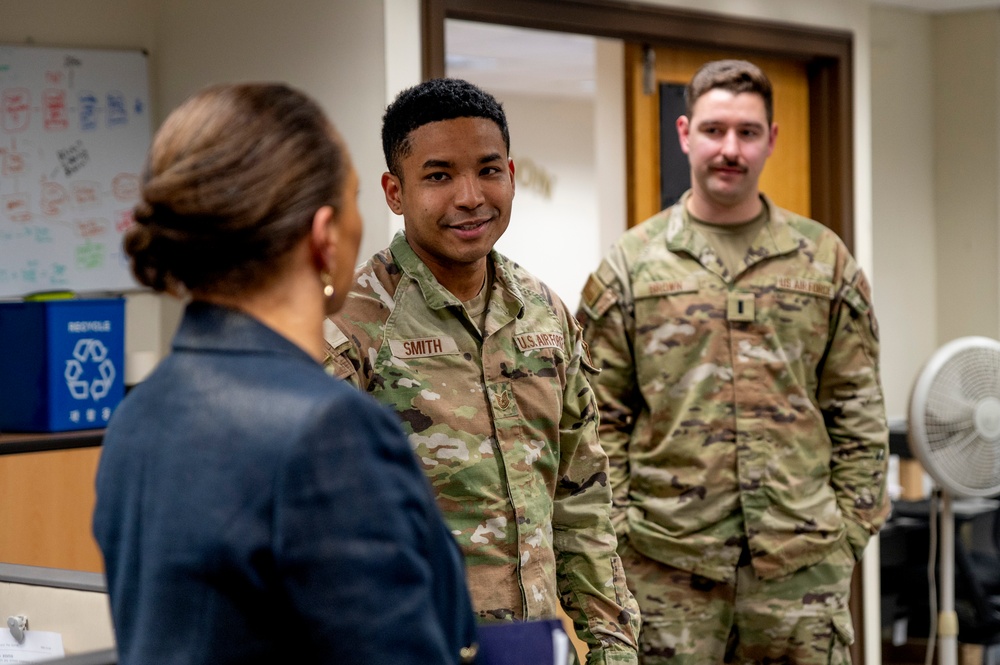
[507,331,566,416]
[630,278,710,391]
[752,276,835,372]
[629,274,836,399]
[759,277,836,348]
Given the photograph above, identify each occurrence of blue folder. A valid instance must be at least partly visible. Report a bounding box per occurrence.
[476,618,572,665]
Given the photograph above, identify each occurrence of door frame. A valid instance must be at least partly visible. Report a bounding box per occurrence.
[422,2,863,662]
[421,0,854,250]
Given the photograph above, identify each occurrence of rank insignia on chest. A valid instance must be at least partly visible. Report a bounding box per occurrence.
[488,382,519,418]
[727,292,755,322]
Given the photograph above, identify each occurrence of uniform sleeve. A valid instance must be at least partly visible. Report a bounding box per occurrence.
[323,318,365,388]
[817,262,890,560]
[575,254,641,539]
[275,395,478,665]
[323,277,388,390]
[552,307,641,665]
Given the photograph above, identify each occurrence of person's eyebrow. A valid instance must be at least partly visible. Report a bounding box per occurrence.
[421,158,453,169]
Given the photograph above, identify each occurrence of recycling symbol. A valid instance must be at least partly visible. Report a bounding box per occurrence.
[64,339,116,400]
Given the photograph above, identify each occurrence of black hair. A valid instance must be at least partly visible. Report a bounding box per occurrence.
[381,78,510,176]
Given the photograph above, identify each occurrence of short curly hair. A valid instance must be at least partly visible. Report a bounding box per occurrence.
[381,78,510,177]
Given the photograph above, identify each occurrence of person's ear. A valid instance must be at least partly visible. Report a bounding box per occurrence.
[508,158,516,196]
[310,205,337,273]
[382,172,404,215]
[767,122,779,157]
[676,115,691,154]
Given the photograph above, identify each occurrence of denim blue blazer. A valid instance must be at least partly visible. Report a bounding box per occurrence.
[93,301,477,664]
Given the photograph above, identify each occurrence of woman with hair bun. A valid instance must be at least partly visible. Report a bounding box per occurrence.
[93,83,478,665]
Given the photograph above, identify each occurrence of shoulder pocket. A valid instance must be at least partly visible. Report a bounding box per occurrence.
[580,271,618,320]
[322,319,362,384]
[841,279,879,343]
[323,318,350,349]
[580,339,600,375]
[325,354,357,381]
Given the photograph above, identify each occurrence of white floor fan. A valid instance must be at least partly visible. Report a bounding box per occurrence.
[908,336,1000,665]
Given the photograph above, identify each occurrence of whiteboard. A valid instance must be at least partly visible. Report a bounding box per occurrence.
[0,45,151,298]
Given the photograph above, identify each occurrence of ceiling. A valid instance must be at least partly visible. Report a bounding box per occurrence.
[445,20,597,99]
[445,1,1000,100]
[870,0,1000,9]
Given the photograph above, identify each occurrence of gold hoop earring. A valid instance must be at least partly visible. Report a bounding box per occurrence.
[321,271,335,299]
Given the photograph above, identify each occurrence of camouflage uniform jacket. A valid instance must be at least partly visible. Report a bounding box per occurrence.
[325,232,640,664]
[577,192,889,584]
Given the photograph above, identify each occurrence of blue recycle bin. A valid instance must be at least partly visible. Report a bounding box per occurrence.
[0,298,125,432]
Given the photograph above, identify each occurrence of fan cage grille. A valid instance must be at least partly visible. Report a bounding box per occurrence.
[912,341,1000,497]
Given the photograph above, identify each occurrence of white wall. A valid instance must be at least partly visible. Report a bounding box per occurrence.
[383,0,423,241]
[870,6,1000,415]
[871,6,938,419]
[145,0,396,359]
[492,94,599,312]
[595,39,627,259]
[1,0,155,50]
[150,0,391,263]
[932,11,1000,343]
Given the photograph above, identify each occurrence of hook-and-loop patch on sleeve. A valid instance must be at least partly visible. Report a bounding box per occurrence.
[580,264,619,321]
[840,271,880,345]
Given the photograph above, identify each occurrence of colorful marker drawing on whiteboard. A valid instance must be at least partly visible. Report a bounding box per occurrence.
[79,91,98,131]
[57,139,90,176]
[0,45,151,297]
[1,88,29,132]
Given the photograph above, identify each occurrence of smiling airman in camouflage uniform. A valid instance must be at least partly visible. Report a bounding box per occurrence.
[326,78,639,665]
[577,60,888,664]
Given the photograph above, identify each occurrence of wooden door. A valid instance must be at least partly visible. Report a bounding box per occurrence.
[627,44,812,226]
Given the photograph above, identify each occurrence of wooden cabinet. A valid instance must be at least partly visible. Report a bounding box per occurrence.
[0,431,104,573]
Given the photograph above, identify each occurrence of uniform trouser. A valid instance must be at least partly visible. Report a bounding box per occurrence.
[619,538,857,665]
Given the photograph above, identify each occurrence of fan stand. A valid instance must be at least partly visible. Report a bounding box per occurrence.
[939,394,1000,665]
[908,336,1000,665]
[938,490,959,665]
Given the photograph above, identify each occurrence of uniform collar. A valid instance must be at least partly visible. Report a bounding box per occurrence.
[666,191,803,278]
[389,231,526,322]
